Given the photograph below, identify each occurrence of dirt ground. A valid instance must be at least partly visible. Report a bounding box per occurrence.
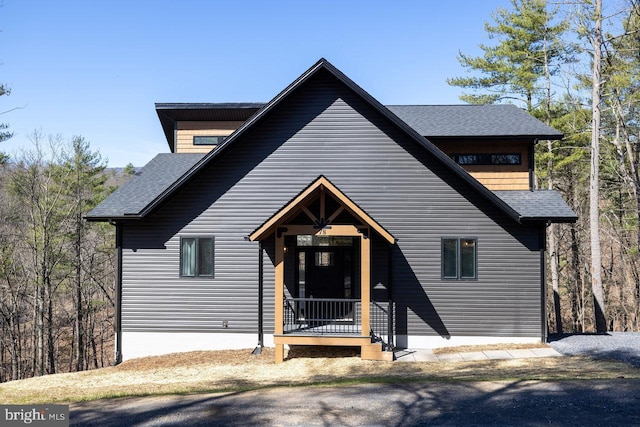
[1,345,639,404]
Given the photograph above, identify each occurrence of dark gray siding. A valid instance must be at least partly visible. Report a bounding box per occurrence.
[121,69,542,338]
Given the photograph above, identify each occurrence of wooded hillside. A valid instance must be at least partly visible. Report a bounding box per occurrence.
[0,134,133,382]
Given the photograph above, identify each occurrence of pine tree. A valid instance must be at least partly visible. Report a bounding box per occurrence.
[57,136,108,371]
[447,0,571,112]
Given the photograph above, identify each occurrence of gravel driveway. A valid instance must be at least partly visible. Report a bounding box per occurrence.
[549,332,640,367]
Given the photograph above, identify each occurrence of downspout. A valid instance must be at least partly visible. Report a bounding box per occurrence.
[387,241,394,351]
[113,221,123,365]
[540,223,548,343]
[252,240,264,355]
[529,139,537,191]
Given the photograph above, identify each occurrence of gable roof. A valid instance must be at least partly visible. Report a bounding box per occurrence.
[386,105,562,139]
[249,175,395,244]
[86,58,575,224]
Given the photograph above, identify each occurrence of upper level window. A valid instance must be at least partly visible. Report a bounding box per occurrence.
[180,237,214,277]
[193,136,227,146]
[451,153,521,166]
[442,238,477,280]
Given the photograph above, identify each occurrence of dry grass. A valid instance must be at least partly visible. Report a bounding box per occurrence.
[431,342,551,355]
[1,346,638,405]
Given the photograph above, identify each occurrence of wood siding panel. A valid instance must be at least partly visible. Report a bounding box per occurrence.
[433,140,531,190]
[175,121,244,154]
[470,171,530,190]
[121,70,542,339]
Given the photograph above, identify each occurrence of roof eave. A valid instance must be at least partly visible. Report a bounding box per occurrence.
[428,133,563,141]
[84,214,142,223]
[521,215,578,224]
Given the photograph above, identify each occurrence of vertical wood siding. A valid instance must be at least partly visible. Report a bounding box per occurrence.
[121,69,542,339]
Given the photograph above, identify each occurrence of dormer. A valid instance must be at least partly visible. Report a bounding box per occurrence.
[156,103,265,154]
[387,105,562,191]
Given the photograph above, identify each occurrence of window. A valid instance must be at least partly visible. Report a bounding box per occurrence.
[315,251,334,267]
[442,238,477,280]
[180,237,214,277]
[451,153,521,166]
[193,136,227,146]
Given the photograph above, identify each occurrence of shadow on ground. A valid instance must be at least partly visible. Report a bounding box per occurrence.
[71,379,640,426]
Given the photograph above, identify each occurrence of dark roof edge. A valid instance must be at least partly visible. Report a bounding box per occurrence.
[156,109,176,152]
[84,215,141,222]
[521,216,578,223]
[430,134,563,141]
[140,58,523,223]
[155,102,266,109]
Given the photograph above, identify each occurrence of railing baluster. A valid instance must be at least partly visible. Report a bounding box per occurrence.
[283,297,368,335]
[282,297,392,347]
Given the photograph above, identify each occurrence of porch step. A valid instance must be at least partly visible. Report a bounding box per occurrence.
[274,334,371,347]
[361,343,394,361]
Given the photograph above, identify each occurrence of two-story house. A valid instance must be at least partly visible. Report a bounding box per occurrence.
[87,59,576,363]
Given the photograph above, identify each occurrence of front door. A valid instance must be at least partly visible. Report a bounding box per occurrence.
[303,247,352,299]
[296,244,354,326]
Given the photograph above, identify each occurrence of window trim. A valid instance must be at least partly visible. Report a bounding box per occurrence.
[180,236,215,278]
[441,237,477,281]
[193,135,227,146]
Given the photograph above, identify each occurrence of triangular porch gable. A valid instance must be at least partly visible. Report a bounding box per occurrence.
[249,175,395,244]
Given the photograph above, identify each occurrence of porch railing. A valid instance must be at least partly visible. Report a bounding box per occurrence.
[283,297,393,350]
[370,300,394,351]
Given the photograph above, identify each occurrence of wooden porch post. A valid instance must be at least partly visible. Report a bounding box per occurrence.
[360,229,371,337]
[275,233,285,363]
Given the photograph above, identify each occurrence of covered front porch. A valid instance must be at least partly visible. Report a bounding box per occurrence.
[250,176,396,362]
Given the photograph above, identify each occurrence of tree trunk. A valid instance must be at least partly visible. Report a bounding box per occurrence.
[590,0,607,333]
[75,210,84,372]
[46,276,55,375]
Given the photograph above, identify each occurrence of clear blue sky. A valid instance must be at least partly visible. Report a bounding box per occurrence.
[2,0,512,167]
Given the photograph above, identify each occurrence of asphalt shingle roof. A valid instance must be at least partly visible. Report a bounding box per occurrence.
[86,153,205,219]
[494,190,577,222]
[387,104,562,138]
[87,152,576,223]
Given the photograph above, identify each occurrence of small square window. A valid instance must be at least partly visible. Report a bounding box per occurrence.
[442,238,477,280]
[181,237,214,277]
